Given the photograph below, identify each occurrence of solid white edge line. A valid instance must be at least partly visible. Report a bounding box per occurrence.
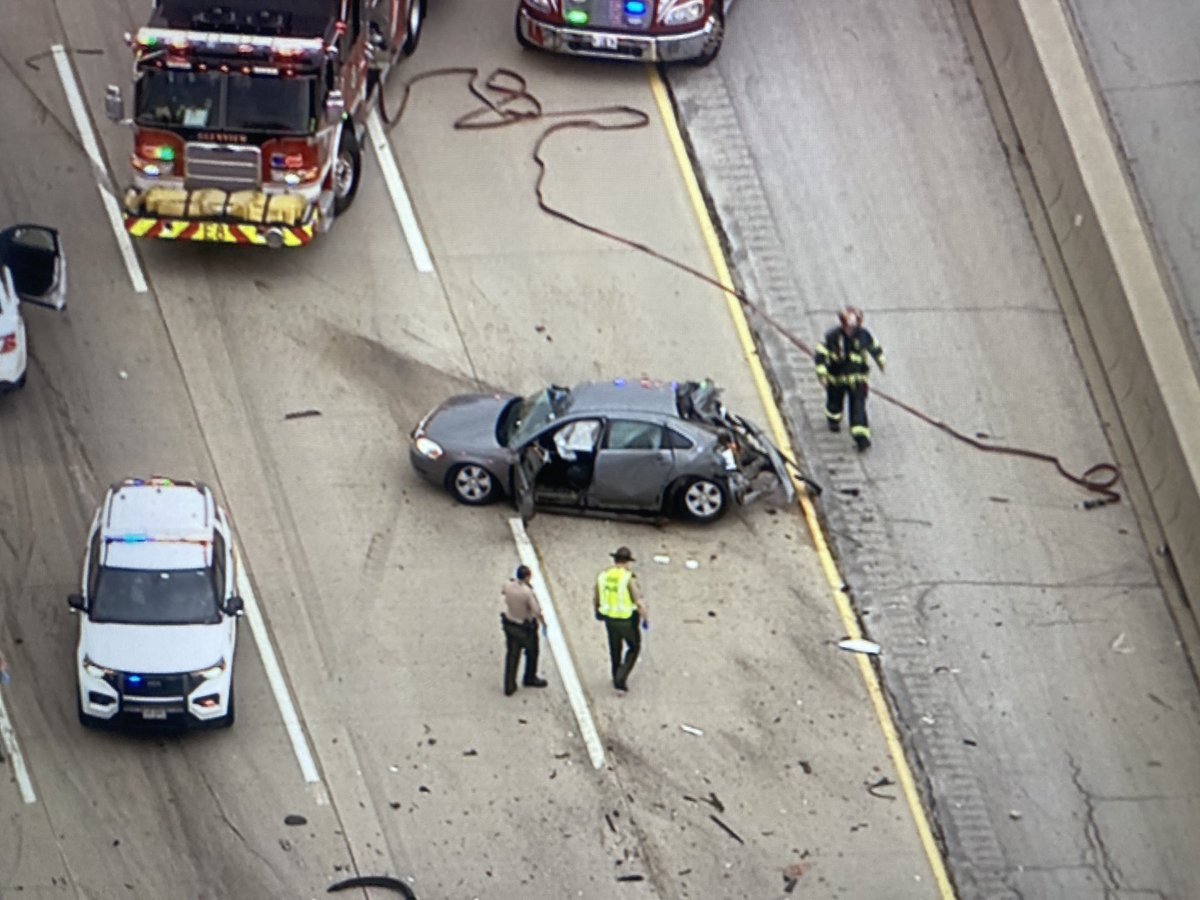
[508,517,606,771]
[0,687,37,804]
[235,548,322,784]
[50,44,149,294]
[366,110,434,274]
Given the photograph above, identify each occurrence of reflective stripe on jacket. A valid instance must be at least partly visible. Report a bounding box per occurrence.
[597,567,635,619]
[814,326,885,382]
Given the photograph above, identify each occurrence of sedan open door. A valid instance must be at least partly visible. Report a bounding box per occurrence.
[513,444,548,523]
[0,225,67,310]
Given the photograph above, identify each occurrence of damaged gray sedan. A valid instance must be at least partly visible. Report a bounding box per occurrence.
[409,378,796,524]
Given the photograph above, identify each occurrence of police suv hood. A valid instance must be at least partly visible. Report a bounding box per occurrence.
[81,621,232,673]
[418,393,518,451]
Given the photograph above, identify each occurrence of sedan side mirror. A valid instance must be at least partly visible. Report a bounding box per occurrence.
[104,85,125,123]
[225,595,245,617]
[67,593,87,612]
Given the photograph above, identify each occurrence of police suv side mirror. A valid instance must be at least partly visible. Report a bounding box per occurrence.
[67,593,87,613]
[324,90,345,126]
[104,85,125,123]
[225,596,245,617]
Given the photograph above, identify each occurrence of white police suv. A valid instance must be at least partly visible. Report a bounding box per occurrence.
[68,477,243,728]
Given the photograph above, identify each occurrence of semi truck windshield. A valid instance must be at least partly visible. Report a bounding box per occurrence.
[136,70,316,133]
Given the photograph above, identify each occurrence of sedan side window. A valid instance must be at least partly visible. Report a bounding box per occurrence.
[664,428,694,450]
[552,419,601,461]
[605,420,664,451]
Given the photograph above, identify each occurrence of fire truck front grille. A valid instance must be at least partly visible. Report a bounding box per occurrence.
[185,143,261,190]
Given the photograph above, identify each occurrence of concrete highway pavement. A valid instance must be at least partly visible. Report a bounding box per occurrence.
[667,0,1200,897]
[2,1,942,898]
[1063,0,1200,367]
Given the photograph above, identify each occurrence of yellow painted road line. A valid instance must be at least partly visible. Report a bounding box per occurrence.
[647,67,956,900]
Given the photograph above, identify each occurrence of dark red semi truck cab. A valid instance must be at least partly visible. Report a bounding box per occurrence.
[516,0,731,64]
[107,0,425,247]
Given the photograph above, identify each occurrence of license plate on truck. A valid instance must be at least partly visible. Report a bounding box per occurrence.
[592,34,618,49]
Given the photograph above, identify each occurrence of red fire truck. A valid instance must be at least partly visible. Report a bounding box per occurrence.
[516,0,731,64]
[105,0,426,248]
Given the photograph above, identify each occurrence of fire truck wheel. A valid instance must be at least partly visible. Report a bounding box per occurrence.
[333,130,362,216]
[691,12,725,66]
[402,0,425,56]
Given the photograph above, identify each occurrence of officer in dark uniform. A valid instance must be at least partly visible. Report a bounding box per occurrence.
[814,306,886,451]
[500,565,548,696]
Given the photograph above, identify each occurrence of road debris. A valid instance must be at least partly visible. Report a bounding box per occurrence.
[799,760,812,775]
[283,814,307,826]
[118,370,128,380]
[963,738,978,747]
[327,875,417,897]
[709,814,745,845]
[685,559,700,570]
[680,724,704,737]
[462,748,478,757]
[1009,809,1022,820]
[783,862,807,893]
[837,638,881,656]
[284,409,322,421]
[703,792,725,813]
[866,776,897,800]
[653,554,670,565]
[616,874,645,882]
[1110,632,1134,654]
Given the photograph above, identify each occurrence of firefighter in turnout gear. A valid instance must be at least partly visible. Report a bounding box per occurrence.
[815,307,885,451]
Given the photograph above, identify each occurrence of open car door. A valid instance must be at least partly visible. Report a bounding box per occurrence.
[0,225,66,310]
[513,444,549,523]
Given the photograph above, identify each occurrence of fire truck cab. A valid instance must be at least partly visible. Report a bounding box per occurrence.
[106,0,426,248]
[516,0,731,65]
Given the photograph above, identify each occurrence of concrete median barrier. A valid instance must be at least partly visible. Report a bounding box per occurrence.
[966,0,1200,623]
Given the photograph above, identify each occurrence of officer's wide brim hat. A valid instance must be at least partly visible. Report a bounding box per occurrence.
[611,546,635,562]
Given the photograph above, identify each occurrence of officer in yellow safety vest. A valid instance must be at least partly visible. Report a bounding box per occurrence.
[594,546,649,692]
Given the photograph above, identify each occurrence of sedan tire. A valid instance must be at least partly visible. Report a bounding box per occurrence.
[448,463,500,506]
[676,477,728,524]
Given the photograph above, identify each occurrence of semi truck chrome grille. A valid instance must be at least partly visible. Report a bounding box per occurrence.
[185,143,261,190]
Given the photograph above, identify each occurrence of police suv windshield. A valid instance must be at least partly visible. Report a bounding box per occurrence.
[136,70,316,133]
[91,567,222,625]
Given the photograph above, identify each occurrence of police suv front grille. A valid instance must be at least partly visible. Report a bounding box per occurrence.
[119,672,196,698]
[185,143,261,190]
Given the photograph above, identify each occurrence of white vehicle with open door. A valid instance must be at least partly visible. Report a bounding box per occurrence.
[0,224,66,394]
[68,477,244,729]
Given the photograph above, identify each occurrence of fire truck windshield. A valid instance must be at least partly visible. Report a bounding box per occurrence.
[136,70,316,134]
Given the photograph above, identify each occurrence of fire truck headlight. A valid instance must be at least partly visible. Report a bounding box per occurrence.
[132,154,173,177]
[660,0,705,26]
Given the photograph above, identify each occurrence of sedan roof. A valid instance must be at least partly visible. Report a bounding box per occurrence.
[566,380,679,417]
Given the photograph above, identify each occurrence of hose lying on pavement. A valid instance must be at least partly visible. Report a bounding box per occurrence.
[377,67,1121,510]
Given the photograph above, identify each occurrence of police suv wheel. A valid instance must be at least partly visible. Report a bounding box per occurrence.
[448,464,498,506]
[678,477,727,523]
[333,130,362,216]
[402,0,425,56]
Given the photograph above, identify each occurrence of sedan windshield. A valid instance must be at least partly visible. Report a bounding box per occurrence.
[504,388,567,446]
[91,567,222,625]
[136,70,315,133]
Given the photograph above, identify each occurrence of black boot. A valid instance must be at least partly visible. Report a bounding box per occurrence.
[854,435,871,452]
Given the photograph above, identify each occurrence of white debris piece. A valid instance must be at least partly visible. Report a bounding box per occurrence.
[679,724,704,737]
[685,559,700,570]
[838,638,882,656]
[653,555,671,565]
[118,370,128,380]
[1110,633,1134,654]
